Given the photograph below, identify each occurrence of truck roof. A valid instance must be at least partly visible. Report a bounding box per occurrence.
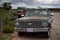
[27,8,49,11]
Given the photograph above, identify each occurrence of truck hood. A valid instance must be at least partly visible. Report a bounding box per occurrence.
[16,16,49,21]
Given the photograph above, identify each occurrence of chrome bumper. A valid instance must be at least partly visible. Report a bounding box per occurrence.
[14,27,50,32]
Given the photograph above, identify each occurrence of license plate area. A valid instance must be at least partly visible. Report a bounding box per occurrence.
[27,28,33,32]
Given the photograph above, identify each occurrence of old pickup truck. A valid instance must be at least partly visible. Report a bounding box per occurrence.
[15,9,53,38]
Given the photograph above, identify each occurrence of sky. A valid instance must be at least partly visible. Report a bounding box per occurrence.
[0,0,60,9]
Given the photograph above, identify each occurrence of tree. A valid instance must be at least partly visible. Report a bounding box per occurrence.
[3,3,12,10]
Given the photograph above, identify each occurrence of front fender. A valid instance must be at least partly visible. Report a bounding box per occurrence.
[48,17,53,24]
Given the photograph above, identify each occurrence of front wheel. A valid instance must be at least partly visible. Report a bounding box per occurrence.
[45,30,50,38]
[18,32,24,36]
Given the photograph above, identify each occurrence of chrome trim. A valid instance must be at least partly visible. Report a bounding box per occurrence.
[15,27,49,32]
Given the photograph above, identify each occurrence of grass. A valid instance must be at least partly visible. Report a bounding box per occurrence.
[0,8,17,40]
[0,34,13,40]
[0,8,17,33]
[0,9,17,19]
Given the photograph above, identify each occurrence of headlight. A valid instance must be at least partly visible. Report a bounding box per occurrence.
[15,22,19,27]
[42,21,48,27]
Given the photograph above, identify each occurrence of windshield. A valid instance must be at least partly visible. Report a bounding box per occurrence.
[25,10,50,17]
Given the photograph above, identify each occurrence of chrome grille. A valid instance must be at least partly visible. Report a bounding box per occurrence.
[19,21,42,28]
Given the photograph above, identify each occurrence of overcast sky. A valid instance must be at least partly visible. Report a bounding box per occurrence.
[0,0,60,9]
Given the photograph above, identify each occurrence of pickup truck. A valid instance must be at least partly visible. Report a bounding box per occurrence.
[15,9,53,38]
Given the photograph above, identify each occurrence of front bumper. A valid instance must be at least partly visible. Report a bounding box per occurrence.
[14,27,50,32]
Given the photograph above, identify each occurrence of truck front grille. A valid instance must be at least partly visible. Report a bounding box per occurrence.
[19,21,42,28]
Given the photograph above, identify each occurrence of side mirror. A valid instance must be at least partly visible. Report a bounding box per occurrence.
[51,15,54,16]
[51,14,54,16]
[51,13,54,16]
[21,14,24,17]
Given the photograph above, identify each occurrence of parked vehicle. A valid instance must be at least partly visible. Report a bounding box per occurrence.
[13,7,27,20]
[15,9,53,38]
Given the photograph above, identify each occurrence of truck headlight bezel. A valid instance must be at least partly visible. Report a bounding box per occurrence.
[15,22,19,27]
[42,21,48,27]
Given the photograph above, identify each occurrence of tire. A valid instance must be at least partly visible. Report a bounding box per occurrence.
[18,32,23,36]
[45,30,50,38]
